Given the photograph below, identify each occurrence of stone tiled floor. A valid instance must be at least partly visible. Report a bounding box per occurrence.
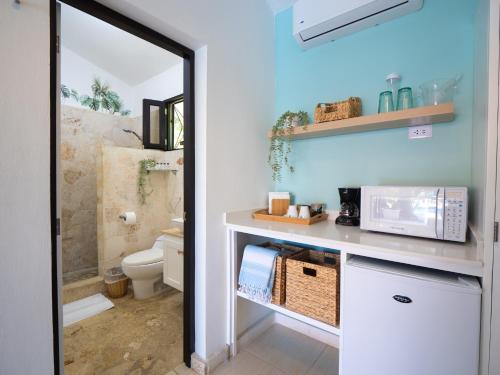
[64,288,183,375]
[171,325,339,375]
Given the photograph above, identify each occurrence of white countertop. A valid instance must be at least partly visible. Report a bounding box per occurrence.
[224,210,484,277]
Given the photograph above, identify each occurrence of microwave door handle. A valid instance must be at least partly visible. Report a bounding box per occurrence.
[435,188,445,239]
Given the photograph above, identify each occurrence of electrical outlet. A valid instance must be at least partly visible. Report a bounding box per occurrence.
[408,124,432,139]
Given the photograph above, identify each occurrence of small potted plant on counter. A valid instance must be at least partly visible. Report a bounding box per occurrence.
[268,111,308,182]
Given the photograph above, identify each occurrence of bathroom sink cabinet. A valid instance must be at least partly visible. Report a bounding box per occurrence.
[163,233,184,292]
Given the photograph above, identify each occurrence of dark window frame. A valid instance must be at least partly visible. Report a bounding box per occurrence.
[165,94,184,151]
[142,95,184,151]
[50,0,196,372]
[143,99,168,150]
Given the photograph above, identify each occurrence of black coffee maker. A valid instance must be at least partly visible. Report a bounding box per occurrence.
[335,187,361,226]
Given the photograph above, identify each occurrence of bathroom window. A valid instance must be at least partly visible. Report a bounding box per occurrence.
[143,99,167,150]
[167,95,184,150]
[143,95,184,151]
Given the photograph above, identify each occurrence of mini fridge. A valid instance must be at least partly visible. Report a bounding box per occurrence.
[342,256,481,375]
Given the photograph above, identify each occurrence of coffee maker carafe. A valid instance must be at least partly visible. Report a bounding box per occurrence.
[335,187,361,226]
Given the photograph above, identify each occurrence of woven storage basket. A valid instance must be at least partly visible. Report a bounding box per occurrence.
[104,267,128,298]
[314,97,362,123]
[106,278,128,298]
[259,242,306,305]
[286,250,340,326]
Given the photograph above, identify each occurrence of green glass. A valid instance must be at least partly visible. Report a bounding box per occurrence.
[397,87,414,110]
[378,91,394,113]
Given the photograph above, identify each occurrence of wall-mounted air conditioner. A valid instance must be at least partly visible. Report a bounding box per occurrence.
[293,0,423,49]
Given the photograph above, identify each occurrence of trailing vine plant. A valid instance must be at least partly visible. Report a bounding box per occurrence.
[138,159,157,204]
[268,111,308,182]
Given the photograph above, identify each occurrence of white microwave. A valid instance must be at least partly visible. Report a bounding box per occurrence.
[360,186,468,242]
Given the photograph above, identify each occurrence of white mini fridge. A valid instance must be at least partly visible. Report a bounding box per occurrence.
[342,256,481,375]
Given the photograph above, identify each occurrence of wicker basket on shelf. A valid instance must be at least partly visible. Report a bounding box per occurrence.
[314,97,362,123]
[259,242,306,305]
[286,250,340,326]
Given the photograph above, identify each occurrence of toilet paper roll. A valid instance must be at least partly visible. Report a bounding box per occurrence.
[121,212,137,225]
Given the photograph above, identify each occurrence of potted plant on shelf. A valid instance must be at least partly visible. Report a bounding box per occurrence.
[268,111,308,182]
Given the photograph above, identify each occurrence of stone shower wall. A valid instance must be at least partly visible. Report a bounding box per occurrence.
[61,105,142,276]
[96,146,184,275]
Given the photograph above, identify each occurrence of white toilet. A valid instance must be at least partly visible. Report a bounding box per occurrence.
[122,235,166,299]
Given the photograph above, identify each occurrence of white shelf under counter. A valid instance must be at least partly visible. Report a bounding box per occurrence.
[237,291,340,336]
[227,228,343,358]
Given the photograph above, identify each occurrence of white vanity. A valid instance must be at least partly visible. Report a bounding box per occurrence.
[225,210,484,375]
[161,228,184,292]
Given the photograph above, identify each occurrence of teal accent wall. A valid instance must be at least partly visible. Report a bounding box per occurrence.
[274,0,476,210]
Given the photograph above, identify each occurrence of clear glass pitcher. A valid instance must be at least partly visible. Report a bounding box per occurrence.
[418,75,462,106]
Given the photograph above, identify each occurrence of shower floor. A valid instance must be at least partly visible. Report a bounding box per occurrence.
[63,267,99,285]
[64,288,183,375]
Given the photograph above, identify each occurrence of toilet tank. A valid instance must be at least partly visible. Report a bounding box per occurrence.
[152,235,167,250]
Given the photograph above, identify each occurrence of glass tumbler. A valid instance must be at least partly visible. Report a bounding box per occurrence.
[397,87,413,110]
[378,91,394,113]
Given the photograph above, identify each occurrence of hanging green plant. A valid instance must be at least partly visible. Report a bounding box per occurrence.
[138,159,157,205]
[268,111,308,182]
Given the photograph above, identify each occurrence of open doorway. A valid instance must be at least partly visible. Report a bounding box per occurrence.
[50,0,195,373]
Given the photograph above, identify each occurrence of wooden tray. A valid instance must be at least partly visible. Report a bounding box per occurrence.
[252,209,328,225]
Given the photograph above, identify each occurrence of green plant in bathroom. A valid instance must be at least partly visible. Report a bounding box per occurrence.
[138,159,157,205]
[60,84,80,102]
[78,78,132,116]
[268,110,308,182]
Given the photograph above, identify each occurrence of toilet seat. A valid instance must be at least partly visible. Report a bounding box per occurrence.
[123,248,163,266]
[121,236,168,299]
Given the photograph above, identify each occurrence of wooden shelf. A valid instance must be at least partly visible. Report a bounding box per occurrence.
[267,102,455,140]
[237,291,340,336]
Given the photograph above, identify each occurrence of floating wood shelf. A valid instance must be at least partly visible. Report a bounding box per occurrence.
[267,102,455,140]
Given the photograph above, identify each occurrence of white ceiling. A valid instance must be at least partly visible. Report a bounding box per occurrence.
[61,3,182,86]
[266,0,297,14]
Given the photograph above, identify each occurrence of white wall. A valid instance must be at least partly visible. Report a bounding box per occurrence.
[62,46,183,116]
[472,1,499,374]
[0,1,54,373]
[134,62,183,112]
[61,45,137,114]
[1,0,274,370]
[98,0,275,361]
[471,0,490,249]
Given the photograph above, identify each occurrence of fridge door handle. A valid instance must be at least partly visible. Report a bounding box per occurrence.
[436,188,445,240]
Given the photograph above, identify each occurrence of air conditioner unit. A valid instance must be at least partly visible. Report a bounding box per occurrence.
[293,0,423,49]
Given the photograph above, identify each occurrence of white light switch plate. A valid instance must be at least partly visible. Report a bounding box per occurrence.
[408,124,432,139]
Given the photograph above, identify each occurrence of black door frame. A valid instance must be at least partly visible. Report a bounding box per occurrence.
[49,1,196,372]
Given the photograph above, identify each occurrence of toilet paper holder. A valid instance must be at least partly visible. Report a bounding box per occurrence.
[119,214,127,220]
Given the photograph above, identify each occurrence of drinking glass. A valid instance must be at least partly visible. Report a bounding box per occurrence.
[397,87,413,110]
[378,91,394,113]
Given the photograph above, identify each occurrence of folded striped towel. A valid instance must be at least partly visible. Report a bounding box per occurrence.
[238,245,279,303]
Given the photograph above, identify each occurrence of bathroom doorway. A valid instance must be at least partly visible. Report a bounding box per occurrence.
[50,0,195,373]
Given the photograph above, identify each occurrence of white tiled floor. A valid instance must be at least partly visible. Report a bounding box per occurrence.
[170,324,339,375]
